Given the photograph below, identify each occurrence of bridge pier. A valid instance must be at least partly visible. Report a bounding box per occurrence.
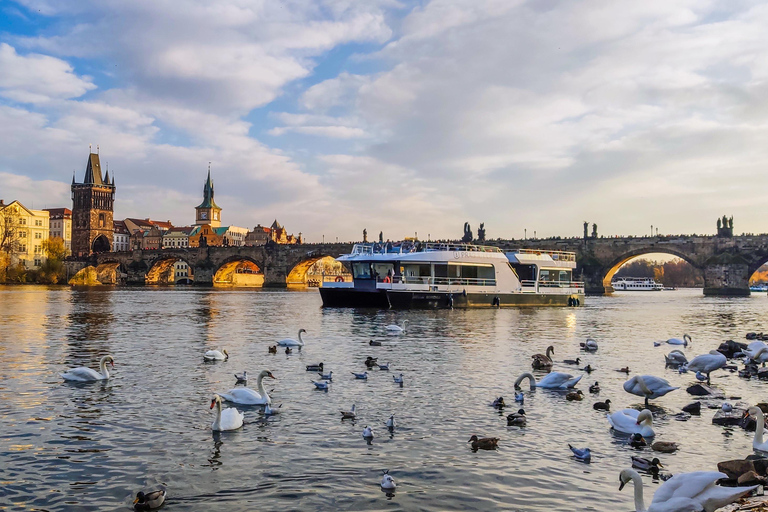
[703,263,751,296]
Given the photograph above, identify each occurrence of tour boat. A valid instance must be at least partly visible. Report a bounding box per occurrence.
[611,277,664,291]
[319,242,584,309]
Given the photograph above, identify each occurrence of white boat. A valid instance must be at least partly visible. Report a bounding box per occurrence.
[611,277,664,291]
[750,283,768,292]
[319,242,584,309]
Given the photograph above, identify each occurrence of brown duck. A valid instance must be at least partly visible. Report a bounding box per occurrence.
[468,435,499,451]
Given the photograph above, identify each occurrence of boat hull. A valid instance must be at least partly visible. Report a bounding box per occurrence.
[318,287,390,308]
[387,290,585,309]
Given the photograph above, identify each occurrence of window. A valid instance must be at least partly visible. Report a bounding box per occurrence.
[34,245,41,254]
[35,232,42,239]
[352,262,372,279]
[19,231,26,238]
[35,219,43,226]
[34,259,41,266]
[99,214,105,228]
[20,244,27,252]
[19,218,26,225]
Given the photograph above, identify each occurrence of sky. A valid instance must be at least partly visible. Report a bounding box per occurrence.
[1,0,768,243]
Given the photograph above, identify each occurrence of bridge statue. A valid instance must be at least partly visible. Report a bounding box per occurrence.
[717,218,722,229]
[379,231,383,243]
[583,221,589,239]
[591,223,598,238]
[477,223,486,242]
[723,215,728,230]
[729,216,733,229]
[363,229,368,243]
[461,222,473,243]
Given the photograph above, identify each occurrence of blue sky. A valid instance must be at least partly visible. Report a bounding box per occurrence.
[2,0,768,241]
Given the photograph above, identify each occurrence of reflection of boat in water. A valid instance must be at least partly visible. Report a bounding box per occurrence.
[319,242,585,309]
[611,277,664,291]
[750,283,768,292]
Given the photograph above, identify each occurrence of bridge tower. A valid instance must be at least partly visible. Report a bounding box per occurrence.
[194,165,221,228]
[71,149,115,257]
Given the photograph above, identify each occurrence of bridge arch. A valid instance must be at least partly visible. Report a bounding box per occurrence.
[95,261,125,285]
[213,256,264,287]
[602,248,703,290]
[146,256,195,285]
[287,255,351,287]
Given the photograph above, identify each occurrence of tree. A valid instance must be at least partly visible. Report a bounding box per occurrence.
[0,204,22,282]
[38,237,68,284]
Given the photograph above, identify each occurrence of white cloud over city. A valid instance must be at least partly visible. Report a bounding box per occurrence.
[2,0,768,241]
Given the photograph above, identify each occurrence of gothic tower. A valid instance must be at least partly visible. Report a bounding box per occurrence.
[195,166,221,227]
[71,150,115,257]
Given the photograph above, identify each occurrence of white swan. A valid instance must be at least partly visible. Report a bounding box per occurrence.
[386,320,408,333]
[747,406,768,452]
[619,468,757,512]
[666,334,691,346]
[514,371,582,390]
[684,351,726,385]
[277,329,306,348]
[61,355,114,381]
[210,394,244,431]
[664,350,688,366]
[204,349,228,361]
[744,342,768,365]
[623,375,678,406]
[580,338,598,351]
[218,370,276,405]
[608,409,655,437]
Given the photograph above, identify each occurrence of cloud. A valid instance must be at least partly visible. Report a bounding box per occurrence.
[0,43,96,103]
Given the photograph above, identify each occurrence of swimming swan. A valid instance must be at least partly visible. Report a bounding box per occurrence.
[210,394,244,431]
[514,371,582,390]
[61,355,114,381]
[618,468,756,512]
[744,342,768,365]
[608,409,655,437]
[218,370,276,405]
[664,350,688,367]
[204,349,228,361]
[278,329,306,348]
[684,351,726,385]
[747,406,768,452]
[386,320,409,333]
[623,375,678,406]
[531,346,554,370]
[666,334,691,346]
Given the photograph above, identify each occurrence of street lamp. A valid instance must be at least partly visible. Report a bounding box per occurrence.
[322,234,325,244]
[650,225,653,237]
[524,228,527,240]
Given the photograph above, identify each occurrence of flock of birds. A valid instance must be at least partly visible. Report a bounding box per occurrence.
[58,324,768,511]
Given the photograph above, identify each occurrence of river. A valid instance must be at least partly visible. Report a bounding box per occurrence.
[0,286,765,511]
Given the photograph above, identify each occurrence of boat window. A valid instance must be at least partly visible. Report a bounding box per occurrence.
[402,264,431,278]
[559,270,571,282]
[459,264,494,279]
[372,263,394,281]
[511,263,536,282]
[352,262,372,279]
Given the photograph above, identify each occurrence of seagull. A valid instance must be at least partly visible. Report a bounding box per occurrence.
[568,444,591,462]
[318,370,333,381]
[695,371,707,382]
[393,373,404,385]
[381,471,396,490]
[234,371,248,384]
[352,371,369,380]
[722,403,733,413]
[378,362,391,370]
[311,380,329,390]
[514,392,524,403]
[386,414,396,429]
[363,426,374,440]
[340,404,356,420]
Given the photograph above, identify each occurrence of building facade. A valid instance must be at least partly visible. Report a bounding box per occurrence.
[44,208,72,251]
[0,200,50,269]
[163,227,194,249]
[113,220,130,252]
[71,152,115,256]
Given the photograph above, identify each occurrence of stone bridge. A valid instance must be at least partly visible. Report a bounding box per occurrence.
[65,233,768,295]
[66,243,354,286]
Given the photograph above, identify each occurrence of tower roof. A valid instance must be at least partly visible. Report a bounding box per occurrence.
[196,167,220,209]
[83,153,104,185]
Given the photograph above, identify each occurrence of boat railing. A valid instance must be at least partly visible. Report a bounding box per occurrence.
[390,276,497,287]
[521,280,585,290]
[421,242,502,253]
[350,242,502,256]
[516,249,577,262]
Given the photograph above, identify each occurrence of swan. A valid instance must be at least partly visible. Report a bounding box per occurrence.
[386,414,396,429]
[608,409,655,437]
[278,329,306,348]
[210,394,244,431]
[386,320,408,333]
[514,371,582,390]
[664,350,688,366]
[747,406,768,452]
[218,370,276,405]
[381,472,396,490]
[744,343,768,365]
[204,349,228,361]
[532,346,554,370]
[684,351,726,385]
[666,334,691,346]
[580,338,598,351]
[618,468,757,512]
[61,355,115,381]
[623,375,678,406]
[133,489,166,511]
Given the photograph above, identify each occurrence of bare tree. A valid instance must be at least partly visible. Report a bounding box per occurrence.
[0,204,22,281]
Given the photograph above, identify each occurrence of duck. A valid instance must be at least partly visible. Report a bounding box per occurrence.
[264,403,281,415]
[61,355,115,381]
[381,471,396,490]
[684,350,727,385]
[566,390,584,401]
[340,404,356,420]
[651,441,679,453]
[234,371,248,384]
[514,392,524,403]
[629,433,647,448]
[607,409,654,437]
[393,373,404,385]
[580,338,598,351]
[369,339,382,346]
[133,489,166,511]
[664,350,688,367]
[531,346,555,370]
[563,357,581,365]
[618,468,756,512]
[568,444,591,462]
[583,364,594,373]
[386,320,408,333]
[593,399,611,411]
[210,394,244,431]
[203,349,228,361]
[378,362,391,371]
[618,367,631,374]
[666,334,691,346]
[268,345,277,354]
[623,375,678,406]
[386,414,396,429]
[285,347,292,354]
[365,356,378,368]
[352,371,369,380]
[305,362,324,372]
[318,370,333,381]
[507,409,526,426]
[277,329,306,348]
[468,435,499,451]
[589,381,600,393]
[631,456,662,472]
[311,380,329,390]
[747,406,768,452]
[514,371,582,390]
[218,370,276,405]
[363,426,374,440]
